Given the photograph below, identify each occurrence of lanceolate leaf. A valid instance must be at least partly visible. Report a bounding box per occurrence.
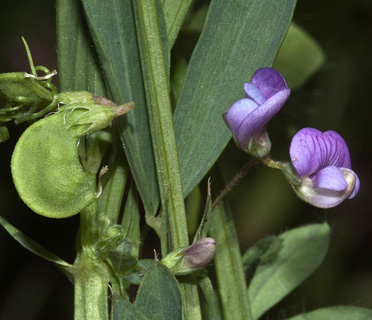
[135,262,182,320]
[248,223,331,320]
[287,306,372,320]
[81,0,159,215]
[56,0,106,94]
[174,0,297,197]
[0,216,73,279]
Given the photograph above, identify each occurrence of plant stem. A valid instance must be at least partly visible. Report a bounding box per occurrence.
[74,249,109,320]
[132,1,201,318]
[74,177,109,320]
[212,159,259,210]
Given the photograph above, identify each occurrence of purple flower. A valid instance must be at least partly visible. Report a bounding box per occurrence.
[223,68,290,157]
[289,128,360,208]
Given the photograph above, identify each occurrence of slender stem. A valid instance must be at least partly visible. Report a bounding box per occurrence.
[132,1,202,318]
[132,0,188,250]
[212,159,259,210]
[261,155,285,170]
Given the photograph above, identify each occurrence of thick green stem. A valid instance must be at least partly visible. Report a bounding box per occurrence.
[74,249,109,320]
[132,0,201,318]
[74,175,109,320]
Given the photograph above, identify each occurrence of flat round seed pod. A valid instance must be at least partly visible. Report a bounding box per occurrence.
[11,111,97,218]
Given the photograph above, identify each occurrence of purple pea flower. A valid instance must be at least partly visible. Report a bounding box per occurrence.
[289,128,360,208]
[223,68,290,157]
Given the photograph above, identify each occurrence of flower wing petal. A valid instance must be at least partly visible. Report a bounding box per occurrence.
[243,83,265,104]
[223,98,258,141]
[314,166,347,191]
[239,89,290,141]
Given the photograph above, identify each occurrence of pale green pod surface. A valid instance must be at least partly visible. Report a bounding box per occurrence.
[11,112,97,218]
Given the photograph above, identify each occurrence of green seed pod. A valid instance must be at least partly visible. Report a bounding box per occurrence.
[11,102,134,218]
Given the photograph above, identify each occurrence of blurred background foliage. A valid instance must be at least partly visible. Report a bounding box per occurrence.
[1,0,371,319]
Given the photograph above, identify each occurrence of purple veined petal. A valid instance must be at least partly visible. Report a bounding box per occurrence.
[244,83,265,105]
[314,166,348,191]
[324,131,351,168]
[250,68,289,100]
[237,89,290,145]
[290,128,327,177]
[223,98,259,140]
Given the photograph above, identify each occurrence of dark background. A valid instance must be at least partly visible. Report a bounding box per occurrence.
[1,0,371,319]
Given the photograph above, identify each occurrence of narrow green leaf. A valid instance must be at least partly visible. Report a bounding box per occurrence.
[248,223,331,320]
[135,262,182,320]
[0,216,73,278]
[197,270,215,320]
[209,202,253,320]
[273,23,325,89]
[97,145,129,225]
[113,295,149,320]
[174,0,297,197]
[287,306,372,320]
[121,183,141,258]
[81,0,159,215]
[161,0,193,48]
[56,0,106,94]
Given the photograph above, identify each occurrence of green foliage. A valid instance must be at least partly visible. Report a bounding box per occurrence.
[81,0,159,215]
[248,223,331,320]
[273,23,325,89]
[174,0,296,197]
[134,263,182,320]
[287,306,372,320]
[0,216,73,279]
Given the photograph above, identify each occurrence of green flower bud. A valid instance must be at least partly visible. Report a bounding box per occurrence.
[161,238,216,275]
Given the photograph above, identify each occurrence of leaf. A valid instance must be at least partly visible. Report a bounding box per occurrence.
[112,295,149,320]
[273,23,325,89]
[135,262,182,320]
[209,202,252,320]
[174,0,297,197]
[0,216,73,279]
[287,306,372,320]
[242,235,282,272]
[248,223,331,320]
[161,0,193,48]
[56,0,106,94]
[121,183,141,258]
[97,145,129,225]
[81,0,159,215]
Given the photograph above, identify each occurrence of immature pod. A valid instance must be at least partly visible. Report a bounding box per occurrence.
[11,102,134,218]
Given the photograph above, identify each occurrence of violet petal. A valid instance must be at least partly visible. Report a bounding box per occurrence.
[223,98,259,145]
[289,128,331,177]
[324,131,351,168]
[244,83,265,104]
[250,68,289,100]
[314,166,348,191]
[237,89,290,143]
